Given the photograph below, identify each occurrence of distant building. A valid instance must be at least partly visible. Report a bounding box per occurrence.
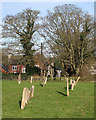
[8,65,26,74]
[0,64,26,74]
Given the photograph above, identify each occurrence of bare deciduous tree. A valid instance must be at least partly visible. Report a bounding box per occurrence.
[2,8,40,73]
[39,4,94,76]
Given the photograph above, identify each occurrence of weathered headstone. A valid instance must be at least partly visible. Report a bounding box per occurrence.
[71,83,74,90]
[21,88,29,109]
[71,80,75,90]
[28,90,30,101]
[70,79,72,85]
[67,78,69,96]
[30,86,34,98]
[18,74,21,84]
[77,76,80,82]
[30,76,33,83]
[75,76,80,85]
[42,77,47,86]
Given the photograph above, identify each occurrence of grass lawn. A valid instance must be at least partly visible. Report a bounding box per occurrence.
[2,80,94,118]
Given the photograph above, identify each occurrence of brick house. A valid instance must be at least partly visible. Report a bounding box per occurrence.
[8,65,26,73]
[0,64,26,74]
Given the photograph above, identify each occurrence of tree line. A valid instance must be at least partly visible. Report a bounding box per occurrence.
[2,4,94,76]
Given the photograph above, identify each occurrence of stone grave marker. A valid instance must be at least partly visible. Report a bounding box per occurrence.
[30,86,34,98]
[77,76,80,82]
[42,77,47,86]
[75,76,80,85]
[18,74,21,84]
[70,79,72,85]
[21,87,29,109]
[21,86,35,109]
[71,80,75,90]
[71,83,74,90]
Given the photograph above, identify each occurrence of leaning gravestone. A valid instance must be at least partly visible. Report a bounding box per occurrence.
[67,78,69,96]
[77,76,80,82]
[21,88,29,109]
[42,77,47,86]
[21,86,35,109]
[75,76,80,85]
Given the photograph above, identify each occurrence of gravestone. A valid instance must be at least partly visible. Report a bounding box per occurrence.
[77,76,80,82]
[42,77,47,86]
[67,78,69,96]
[28,90,30,101]
[71,80,75,90]
[75,76,80,85]
[18,74,21,84]
[30,86,34,98]
[21,86,35,109]
[70,79,72,85]
[71,83,74,90]
[21,88,29,109]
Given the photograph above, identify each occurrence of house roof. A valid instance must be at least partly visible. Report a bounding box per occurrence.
[0,64,8,72]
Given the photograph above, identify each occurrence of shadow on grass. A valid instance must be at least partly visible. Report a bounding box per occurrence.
[69,85,71,89]
[40,84,43,87]
[56,91,67,96]
[19,100,21,109]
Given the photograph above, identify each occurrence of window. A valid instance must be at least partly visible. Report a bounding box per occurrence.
[12,66,17,71]
[22,68,26,73]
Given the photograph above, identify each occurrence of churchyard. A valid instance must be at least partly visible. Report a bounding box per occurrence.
[2,78,94,118]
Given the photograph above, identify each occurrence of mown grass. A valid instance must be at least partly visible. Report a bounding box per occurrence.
[2,80,94,118]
